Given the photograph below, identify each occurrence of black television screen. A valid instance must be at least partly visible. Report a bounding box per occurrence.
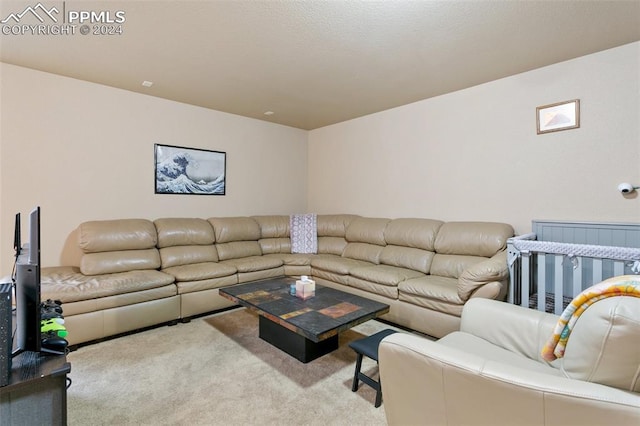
[12,207,41,356]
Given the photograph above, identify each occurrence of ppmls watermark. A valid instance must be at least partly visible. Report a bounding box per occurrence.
[1,2,126,36]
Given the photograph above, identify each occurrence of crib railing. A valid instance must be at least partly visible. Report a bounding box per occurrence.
[507,233,640,314]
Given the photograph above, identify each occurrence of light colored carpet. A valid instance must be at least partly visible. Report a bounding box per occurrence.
[67,308,401,425]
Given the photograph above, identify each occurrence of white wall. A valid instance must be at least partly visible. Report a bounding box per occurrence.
[2,42,638,276]
[308,42,640,235]
[0,64,308,274]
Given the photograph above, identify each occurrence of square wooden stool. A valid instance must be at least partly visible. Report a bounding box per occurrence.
[348,329,397,407]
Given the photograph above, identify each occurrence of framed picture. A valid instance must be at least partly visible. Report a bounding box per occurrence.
[154,144,226,195]
[536,99,580,134]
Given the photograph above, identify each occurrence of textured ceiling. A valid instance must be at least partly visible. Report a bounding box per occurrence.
[1,0,639,130]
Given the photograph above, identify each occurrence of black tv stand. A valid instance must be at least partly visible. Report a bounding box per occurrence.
[0,350,71,425]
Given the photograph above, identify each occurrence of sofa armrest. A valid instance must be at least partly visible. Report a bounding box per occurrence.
[460,298,558,361]
[378,333,640,426]
[457,251,508,301]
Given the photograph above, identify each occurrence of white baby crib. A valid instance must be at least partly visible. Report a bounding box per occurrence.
[507,220,640,314]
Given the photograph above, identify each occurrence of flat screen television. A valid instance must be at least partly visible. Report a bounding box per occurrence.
[12,206,42,356]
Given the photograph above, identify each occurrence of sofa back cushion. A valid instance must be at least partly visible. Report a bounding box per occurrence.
[154,218,218,268]
[77,219,160,275]
[159,246,219,269]
[342,217,389,264]
[380,246,434,274]
[208,217,261,243]
[430,255,485,279]
[252,215,291,254]
[318,237,348,256]
[561,280,640,392]
[216,241,262,261]
[343,243,384,264]
[316,214,357,255]
[384,218,443,251]
[317,214,358,237]
[154,218,215,248]
[252,215,290,238]
[79,219,157,253]
[345,217,389,245]
[208,217,262,260]
[434,222,514,257]
[80,249,161,275]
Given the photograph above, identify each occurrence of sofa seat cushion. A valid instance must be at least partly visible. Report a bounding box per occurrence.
[311,268,351,286]
[350,265,425,286]
[175,275,238,295]
[398,276,465,316]
[438,331,563,376]
[348,276,399,299]
[220,256,283,273]
[162,262,237,282]
[40,266,176,304]
[262,253,312,266]
[311,255,373,275]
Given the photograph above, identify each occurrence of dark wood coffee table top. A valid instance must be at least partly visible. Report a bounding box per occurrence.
[219,278,390,342]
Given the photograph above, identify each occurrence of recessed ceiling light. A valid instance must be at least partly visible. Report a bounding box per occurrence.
[264,111,274,116]
[142,81,154,88]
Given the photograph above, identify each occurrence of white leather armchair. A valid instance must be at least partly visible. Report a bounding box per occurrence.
[379,281,640,425]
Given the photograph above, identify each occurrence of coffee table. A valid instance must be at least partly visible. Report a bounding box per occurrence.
[219,278,390,363]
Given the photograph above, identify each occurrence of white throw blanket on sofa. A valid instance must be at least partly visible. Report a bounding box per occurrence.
[290,214,318,254]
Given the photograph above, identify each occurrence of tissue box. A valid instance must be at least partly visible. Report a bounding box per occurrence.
[295,279,315,300]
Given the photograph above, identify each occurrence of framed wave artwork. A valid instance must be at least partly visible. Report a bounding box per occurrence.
[154,143,226,195]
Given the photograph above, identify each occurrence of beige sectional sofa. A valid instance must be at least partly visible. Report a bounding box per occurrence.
[41,214,514,345]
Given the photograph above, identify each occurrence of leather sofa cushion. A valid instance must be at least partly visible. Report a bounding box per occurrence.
[162,262,237,282]
[154,218,215,248]
[80,249,161,275]
[384,218,443,251]
[252,215,289,238]
[345,217,390,245]
[176,275,238,295]
[78,219,157,253]
[350,265,424,286]
[259,238,291,254]
[273,253,312,266]
[311,255,372,275]
[380,245,434,273]
[439,331,563,376]
[562,294,640,392]
[220,256,283,273]
[318,236,347,255]
[343,242,383,264]
[457,252,508,300]
[159,245,219,268]
[348,276,399,299]
[317,214,358,237]
[216,241,262,260]
[434,222,514,257]
[399,276,463,305]
[208,217,261,243]
[40,266,175,303]
[311,268,351,286]
[430,254,485,279]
